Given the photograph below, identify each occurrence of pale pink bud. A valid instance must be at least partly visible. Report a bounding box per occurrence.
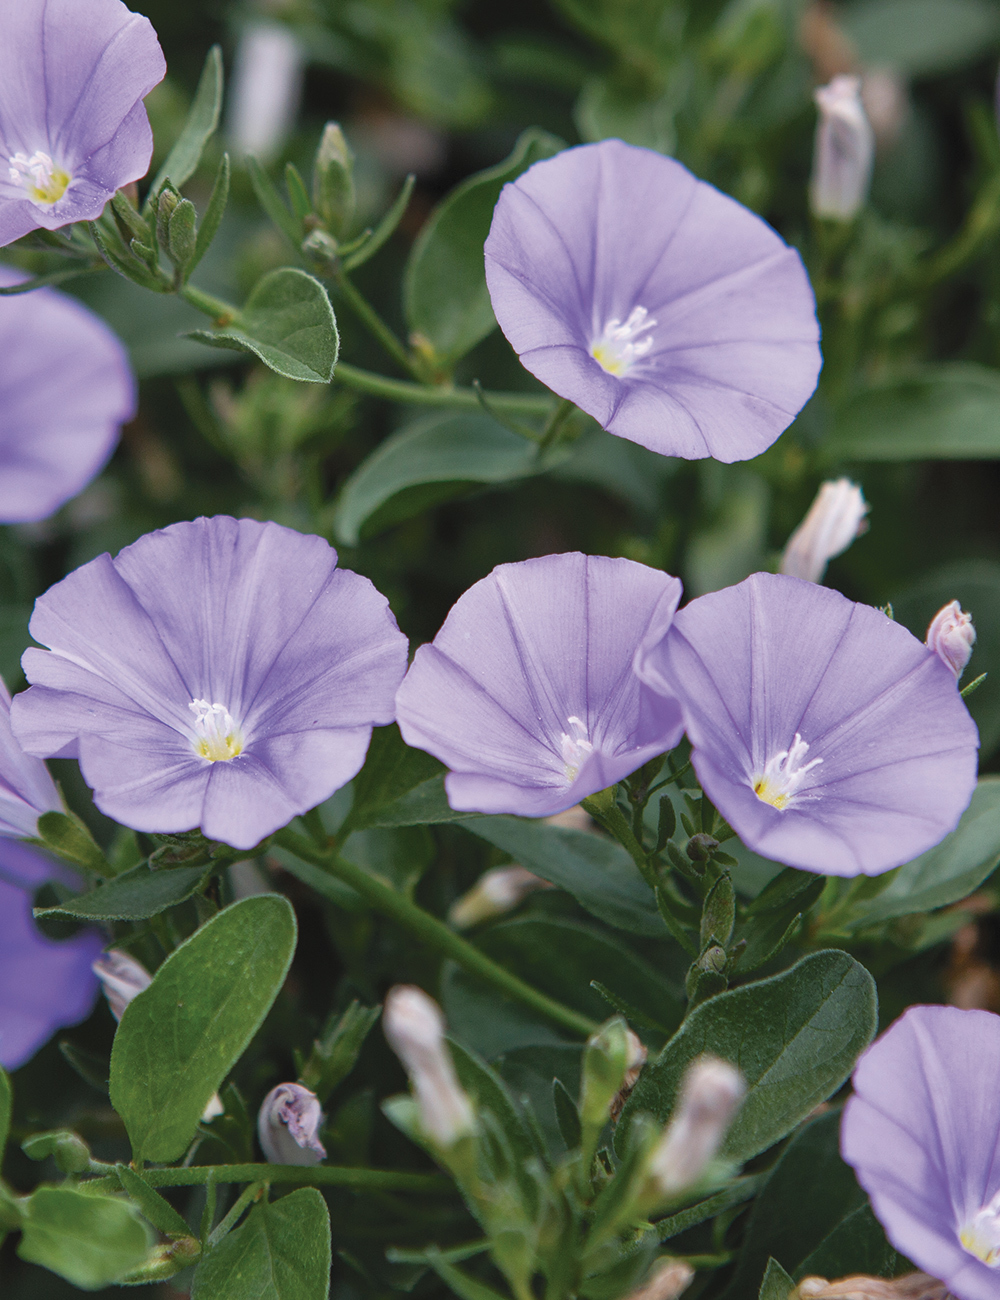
[925,601,976,679]
[810,76,875,220]
[449,865,552,929]
[627,1260,695,1300]
[647,1056,745,1195]
[92,950,151,1022]
[383,985,475,1147]
[257,1083,326,1166]
[780,479,868,584]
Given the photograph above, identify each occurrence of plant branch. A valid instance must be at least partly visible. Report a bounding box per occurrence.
[334,362,555,416]
[85,1163,451,1193]
[333,272,422,378]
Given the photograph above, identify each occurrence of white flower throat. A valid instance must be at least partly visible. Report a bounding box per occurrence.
[590,306,657,377]
[752,734,822,811]
[8,151,70,206]
[961,1190,1000,1267]
[559,716,593,782]
[189,700,244,762]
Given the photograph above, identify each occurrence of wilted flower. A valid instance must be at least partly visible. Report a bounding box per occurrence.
[646,1056,745,1196]
[258,1083,326,1166]
[0,677,59,838]
[841,1005,1000,1300]
[810,75,875,221]
[227,21,304,164]
[448,864,552,929]
[383,985,475,1148]
[0,840,102,1069]
[11,517,408,850]
[780,479,868,584]
[92,948,151,1021]
[0,265,135,522]
[926,601,976,680]
[395,553,684,817]
[0,0,166,246]
[637,572,979,876]
[484,139,821,463]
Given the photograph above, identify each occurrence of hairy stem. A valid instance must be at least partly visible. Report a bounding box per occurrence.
[86,1163,451,1193]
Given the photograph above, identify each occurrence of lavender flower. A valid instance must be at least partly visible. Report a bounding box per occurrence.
[780,479,868,584]
[258,1083,326,1166]
[841,1004,1000,1300]
[484,140,821,463]
[0,0,166,246]
[636,572,978,876]
[11,517,408,850]
[395,553,684,817]
[926,601,976,680]
[0,839,101,1069]
[0,265,135,522]
[0,676,59,837]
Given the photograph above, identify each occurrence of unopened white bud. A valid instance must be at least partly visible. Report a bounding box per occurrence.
[647,1056,745,1195]
[92,950,151,1022]
[810,75,875,221]
[780,479,868,584]
[926,601,976,680]
[626,1259,695,1300]
[227,22,304,163]
[796,1274,948,1299]
[383,985,475,1147]
[257,1083,326,1166]
[449,865,551,929]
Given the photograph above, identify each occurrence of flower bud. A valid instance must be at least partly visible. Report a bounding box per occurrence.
[383,985,475,1148]
[626,1259,695,1300]
[809,76,875,221]
[227,22,304,164]
[257,1083,326,1166]
[780,479,869,584]
[926,601,976,680]
[580,1019,645,1129]
[449,865,551,929]
[796,1274,947,1299]
[647,1056,745,1195]
[312,122,355,239]
[92,949,151,1021]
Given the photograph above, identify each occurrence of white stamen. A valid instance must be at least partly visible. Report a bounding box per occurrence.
[591,306,657,377]
[8,150,70,205]
[559,715,594,782]
[752,733,823,811]
[189,699,244,762]
[961,1188,1000,1266]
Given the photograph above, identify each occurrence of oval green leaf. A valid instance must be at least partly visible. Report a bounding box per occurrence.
[36,863,209,922]
[110,894,297,1163]
[17,1185,153,1290]
[617,951,877,1164]
[189,268,339,383]
[403,128,563,365]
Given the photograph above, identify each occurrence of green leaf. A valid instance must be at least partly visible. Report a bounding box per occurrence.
[826,364,1000,461]
[17,1185,153,1290]
[340,825,434,897]
[833,777,1000,930]
[418,1247,510,1300]
[0,1066,10,1156]
[188,268,339,383]
[191,1188,331,1300]
[150,46,224,195]
[35,810,107,875]
[247,156,302,246]
[893,560,1000,756]
[35,862,209,922]
[758,1258,795,1300]
[339,723,444,834]
[115,1164,194,1239]
[617,951,877,1164]
[839,0,1000,76]
[448,1039,541,1180]
[110,895,297,1163]
[403,129,563,365]
[552,1077,582,1150]
[466,816,664,936]
[192,153,230,271]
[342,175,415,271]
[333,412,555,546]
[474,917,682,1033]
[795,1204,899,1283]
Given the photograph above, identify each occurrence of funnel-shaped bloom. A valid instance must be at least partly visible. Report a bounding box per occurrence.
[0,840,101,1069]
[11,517,408,850]
[842,1005,1000,1300]
[637,572,978,875]
[0,266,135,522]
[0,676,59,837]
[484,140,821,463]
[0,0,165,246]
[395,553,684,817]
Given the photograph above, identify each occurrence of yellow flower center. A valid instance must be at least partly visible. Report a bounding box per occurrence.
[590,306,657,377]
[751,734,823,812]
[8,151,70,205]
[189,700,244,762]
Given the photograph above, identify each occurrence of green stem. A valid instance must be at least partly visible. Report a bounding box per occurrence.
[580,794,654,889]
[334,273,421,379]
[275,829,597,1038]
[537,397,577,457]
[180,283,238,324]
[208,1181,264,1248]
[335,362,555,416]
[85,1164,451,1193]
